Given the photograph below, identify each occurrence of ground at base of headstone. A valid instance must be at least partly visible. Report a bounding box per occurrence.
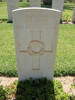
[0,76,75,99]
[62,22,74,24]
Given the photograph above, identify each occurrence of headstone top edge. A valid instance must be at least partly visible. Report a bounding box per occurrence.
[12,7,61,13]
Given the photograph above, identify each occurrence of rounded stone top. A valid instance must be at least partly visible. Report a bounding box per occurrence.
[12,7,61,13]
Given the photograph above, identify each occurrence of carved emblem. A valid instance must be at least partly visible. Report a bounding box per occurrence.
[28,40,45,55]
[20,40,52,56]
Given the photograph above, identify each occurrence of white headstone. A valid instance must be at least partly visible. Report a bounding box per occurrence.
[52,0,64,21]
[30,0,41,7]
[72,7,75,23]
[13,8,60,81]
[52,0,64,11]
[7,0,18,21]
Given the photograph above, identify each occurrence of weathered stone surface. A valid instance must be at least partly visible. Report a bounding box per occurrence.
[30,0,41,7]
[7,0,18,21]
[13,8,60,81]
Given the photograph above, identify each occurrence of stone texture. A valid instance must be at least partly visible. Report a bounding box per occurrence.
[13,8,60,81]
[30,0,41,7]
[52,0,64,11]
[72,7,75,23]
[7,0,18,21]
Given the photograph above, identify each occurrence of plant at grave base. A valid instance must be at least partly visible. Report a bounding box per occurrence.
[5,80,18,100]
[62,14,72,22]
[5,78,75,100]
[0,85,6,100]
[71,83,75,89]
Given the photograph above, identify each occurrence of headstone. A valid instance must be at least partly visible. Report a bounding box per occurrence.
[72,7,75,23]
[13,8,60,81]
[52,0,64,22]
[7,0,18,21]
[52,0,64,11]
[30,0,41,7]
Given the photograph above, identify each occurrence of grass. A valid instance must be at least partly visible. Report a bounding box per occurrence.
[0,24,75,77]
[0,24,17,76]
[1,78,75,100]
[71,83,75,89]
[55,24,75,76]
[0,1,75,23]
[0,2,8,20]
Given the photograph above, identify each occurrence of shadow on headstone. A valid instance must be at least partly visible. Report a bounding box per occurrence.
[15,78,55,100]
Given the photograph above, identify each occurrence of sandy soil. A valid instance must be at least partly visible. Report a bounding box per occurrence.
[55,76,75,95]
[0,77,18,87]
[62,22,73,24]
[0,76,75,95]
